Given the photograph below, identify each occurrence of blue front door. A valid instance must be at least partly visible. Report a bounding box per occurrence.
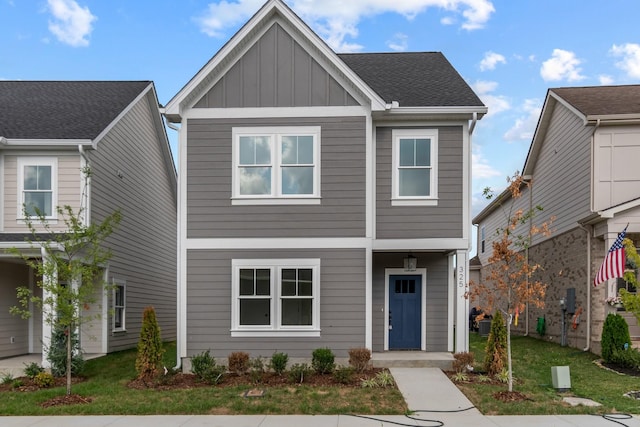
[389,275,421,350]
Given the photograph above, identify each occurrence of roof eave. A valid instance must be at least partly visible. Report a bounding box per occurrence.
[0,138,94,150]
[374,105,487,120]
[585,113,640,125]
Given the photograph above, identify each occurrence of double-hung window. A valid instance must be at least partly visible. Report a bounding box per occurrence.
[231,259,320,337]
[232,127,321,204]
[18,157,57,218]
[112,279,126,332]
[391,129,438,206]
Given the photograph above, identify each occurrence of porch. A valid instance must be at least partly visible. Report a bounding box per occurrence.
[0,353,105,378]
[372,351,454,370]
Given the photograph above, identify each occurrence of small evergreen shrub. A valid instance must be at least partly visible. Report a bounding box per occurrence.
[190,350,225,384]
[452,352,475,374]
[135,306,164,380]
[333,366,355,384]
[348,347,371,373]
[601,313,631,363]
[23,362,44,379]
[610,347,640,371]
[228,351,250,375]
[269,352,288,375]
[33,371,55,388]
[311,347,335,374]
[484,311,507,375]
[249,356,266,384]
[288,363,311,383]
[47,326,84,377]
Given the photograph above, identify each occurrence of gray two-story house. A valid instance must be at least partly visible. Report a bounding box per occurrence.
[0,81,177,366]
[164,0,486,368]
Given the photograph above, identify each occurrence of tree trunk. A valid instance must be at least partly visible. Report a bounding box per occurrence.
[66,326,72,396]
[507,315,513,392]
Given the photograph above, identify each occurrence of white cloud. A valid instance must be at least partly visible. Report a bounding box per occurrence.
[503,98,542,142]
[472,148,501,179]
[387,33,408,52]
[479,51,506,71]
[599,75,614,85]
[471,80,509,117]
[196,0,495,52]
[47,0,96,47]
[610,43,640,79]
[540,49,585,82]
[440,16,455,25]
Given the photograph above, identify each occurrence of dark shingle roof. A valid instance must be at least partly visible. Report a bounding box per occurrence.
[338,52,484,108]
[0,81,151,140]
[551,85,640,117]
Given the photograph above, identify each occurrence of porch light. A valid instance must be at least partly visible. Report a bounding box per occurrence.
[404,254,417,271]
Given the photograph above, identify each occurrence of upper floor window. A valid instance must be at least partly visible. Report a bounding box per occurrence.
[232,127,321,205]
[481,226,486,253]
[18,157,57,218]
[391,129,438,206]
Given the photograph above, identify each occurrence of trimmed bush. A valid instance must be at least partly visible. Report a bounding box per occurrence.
[288,363,311,384]
[452,352,475,374]
[348,347,371,373]
[228,352,250,375]
[610,347,640,371]
[190,350,224,384]
[135,306,164,380]
[312,347,335,374]
[33,371,55,388]
[333,366,355,384]
[601,313,631,363]
[484,311,507,376]
[23,362,44,379]
[269,352,288,375]
[249,356,266,384]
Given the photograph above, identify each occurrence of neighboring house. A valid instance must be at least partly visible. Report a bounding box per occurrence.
[164,0,486,368]
[473,85,640,354]
[0,81,177,365]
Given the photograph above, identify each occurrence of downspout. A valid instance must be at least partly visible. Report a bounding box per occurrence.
[165,117,182,371]
[468,111,478,253]
[578,224,592,351]
[78,145,91,225]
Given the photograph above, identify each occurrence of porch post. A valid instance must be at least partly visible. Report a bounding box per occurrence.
[455,249,469,352]
[40,248,56,368]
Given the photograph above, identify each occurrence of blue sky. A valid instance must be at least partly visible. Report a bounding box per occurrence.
[2,0,640,217]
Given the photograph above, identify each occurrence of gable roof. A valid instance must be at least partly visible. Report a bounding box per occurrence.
[338,52,485,108]
[0,81,151,140]
[551,85,640,118]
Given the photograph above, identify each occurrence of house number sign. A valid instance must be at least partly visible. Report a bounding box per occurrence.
[457,266,465,288]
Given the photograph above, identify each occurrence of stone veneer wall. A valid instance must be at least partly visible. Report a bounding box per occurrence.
[479,227,610,355]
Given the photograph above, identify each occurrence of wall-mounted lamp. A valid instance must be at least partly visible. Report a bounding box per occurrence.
[404,254,417,272]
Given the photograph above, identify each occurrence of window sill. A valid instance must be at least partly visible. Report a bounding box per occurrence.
[231,197,321,206]
[231,329,321,338]
[17,218,59,225]
[112,329,126,334]
[391,198,438,207]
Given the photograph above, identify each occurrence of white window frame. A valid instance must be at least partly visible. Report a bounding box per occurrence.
[231,258,321,337]
[391,129,438,206]
[231,126,321,205]
[17,157,58,220]
[112,278,126,332]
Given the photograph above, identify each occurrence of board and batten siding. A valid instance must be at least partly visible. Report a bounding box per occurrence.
[186,248,366,358]
[3,154,82,232]
[194,23,359,109]
[89,91,177,352]
[187,116,366,238]
[371,253,450,352]
[0,262,30,358]
[376,126,464,239]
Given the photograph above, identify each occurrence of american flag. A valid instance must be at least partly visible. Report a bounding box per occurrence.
[594,225,628,287]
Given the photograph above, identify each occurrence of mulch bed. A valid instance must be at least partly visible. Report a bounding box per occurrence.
[0,376,85,393]
[40,393,92,408]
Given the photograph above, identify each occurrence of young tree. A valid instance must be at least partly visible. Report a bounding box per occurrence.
[620,238,640,322]
[471,173,553,392]
[10,199,120,396]
[135,306,164,382]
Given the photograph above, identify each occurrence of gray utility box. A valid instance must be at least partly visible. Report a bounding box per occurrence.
[551,366,571,391]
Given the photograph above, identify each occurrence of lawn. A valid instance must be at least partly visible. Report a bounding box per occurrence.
[0,343,407,416]
[453,332,640,415]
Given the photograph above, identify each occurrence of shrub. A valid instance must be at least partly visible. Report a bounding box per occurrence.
[11,379,24,389]
[1,373,14,385]
[348,347,371,373]
[33,372,55,388]
[610,347,640,371]
[484,311,507,375]
[601,313,631,363]
[360,377,378,388]
[47,325,84,377]
[228,352,250,375]
[269,352,288,375]
[312,347,335,374]
[452,352,474,374]
[135,306,164,380]
[190,350,224,384]
[23,362,44,379]
[333,366,355,384]
[495,368,511,383]
[452,372,468,382]
[375,370,395,387]
[249,356,266,384]
[288,363,311,384]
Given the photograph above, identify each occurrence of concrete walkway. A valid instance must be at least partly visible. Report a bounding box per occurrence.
[1,367,639,426]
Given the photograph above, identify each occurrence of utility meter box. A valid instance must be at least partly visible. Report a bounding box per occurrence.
[551,366,571,391]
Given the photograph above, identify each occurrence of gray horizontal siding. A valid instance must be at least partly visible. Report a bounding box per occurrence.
[90,92,177,352]
[194,23,358,109]
[186,116,366,238]
[376,126,464,239]
[186,248,366,358]
[371,253,449,352]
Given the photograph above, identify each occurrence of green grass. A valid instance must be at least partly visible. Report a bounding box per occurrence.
[0,342,407,415]
[454,333,640,415]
